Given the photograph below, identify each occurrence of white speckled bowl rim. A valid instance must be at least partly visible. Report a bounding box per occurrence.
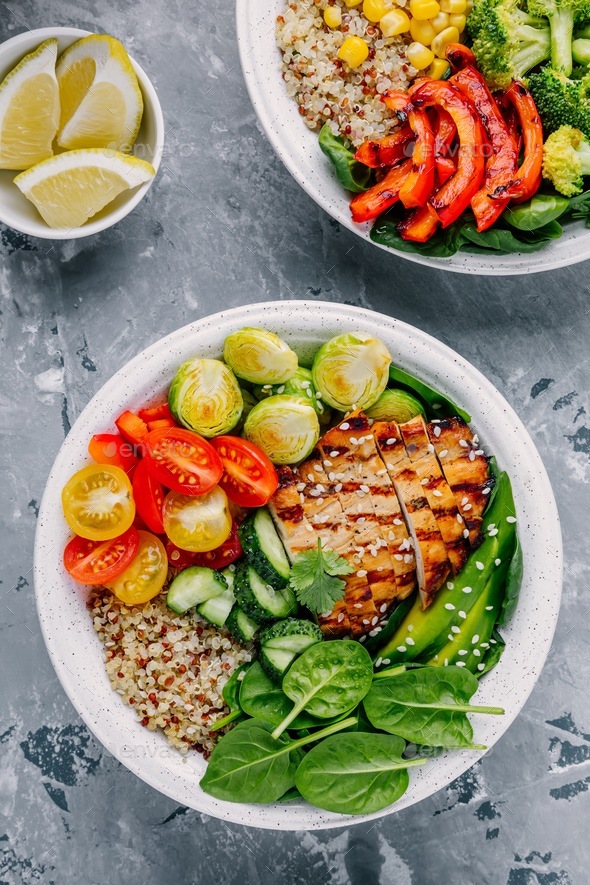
[236,0,590,275]
[34,301,562,830]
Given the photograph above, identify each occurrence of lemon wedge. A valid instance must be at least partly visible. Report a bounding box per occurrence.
[56,35,143,152]
[0,39,59,170]
[14,149,155,229]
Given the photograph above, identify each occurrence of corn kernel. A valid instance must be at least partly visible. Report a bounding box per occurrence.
[406,41,436,68]
[440,0,466,12]
[338,35,370,67]
[430,11,450,31]
[324,5,343,27]
[380,8,411,34]
[410,18,436,43]
[409,0,441,20]
[431,25,460,56]
[343,0,363,6]
[364,0,392,21]
[449,12,466,30]
[428,58,450,78]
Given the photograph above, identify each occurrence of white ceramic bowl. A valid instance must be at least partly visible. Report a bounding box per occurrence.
[0,27,164,240]
[34,301,562,830]
[237,0,590,275]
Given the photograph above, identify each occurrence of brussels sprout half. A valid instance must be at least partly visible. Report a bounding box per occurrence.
[243,395,320,465]
[223,327,298,385]
[312,332,391,412]
[365,388,425,423]
[253,366,328,420]
[168,358,243,438]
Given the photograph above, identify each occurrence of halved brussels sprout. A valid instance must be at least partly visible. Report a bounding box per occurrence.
[223,328,298,385]
[365,389,425,423]
[243,395,320,465]
[312,333,391,412]
[253,366,328,420]
[168,358,243,438]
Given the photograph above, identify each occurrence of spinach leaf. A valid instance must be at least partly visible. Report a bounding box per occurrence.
[459,221,563,253]
[365,594,416,656]
[567,188,590,221]
[370,216,463,257]
[318,124,371,193]
[363,666,503,748]
[504,194,570,230]
[272,640,373,738]
[210,663,249,731]
[497,535,523,627]
[295,733,426,815]
[278,786,303,802]
[239,661,321,729]
[388,365,472,423]
[477,629,506,678]
[200,716,356,803]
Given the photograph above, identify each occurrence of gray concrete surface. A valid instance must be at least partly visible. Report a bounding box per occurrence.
[1,2,589,883]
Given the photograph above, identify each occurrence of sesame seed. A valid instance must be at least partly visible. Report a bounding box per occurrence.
[323,459,333,468]
[369,628,380,637]
[489,638,497,644]
[350,437,358,446]
[472,634,480,644]
[475,449,484,456]
[358,436,366,444]
[362,619,370,625]
[463,503,472,511]
[451,625,461,634]
[427,443,435,453]
[459,611,466,619]
[482,487,491,495]
[305,524,314,532]
[432,488,443,498]
[380,603,387,613]
[277,385,285,394]
[448,635,454,641]
[477,663,485,671]
[393,518,403,525]
[382,658,391,665]
[494,558,501,566]
[328,472,336,481]
[386,437,396,445]
[445,603,455,611]
[340,422,350,430]
[357,503,363,512]
[354,603,363,608]
[375,656,383,668]
[360,484,370,493]
[307,474,314,482]
[397,645,407,653]
[456,661,466,667]
[300,381,311,389]
[371,616,379,626]
[462,586,472,594]
[315,391,322,399]
[476,561,484,571]
[447,582,455,590]
[489,528,498,536]
[485,605,494,611]
[406,637,415,646]
[473,649,481,657]
[335,483,343,492]
[309,489,320,497]
[314,464,322,471]
[457,514,463,524]
[433,425,442,438]
[438,448,448,457]
[458,649,468,656]
[481,643,490,650]
[305,389,313,397]
[407,624,414,632]
[330,450,339,458]
[388,531,395,541]
[506,516,516,523]
[296,482,306,491]
[337,612,345,623]
[359,635,367,642]
[420,478,429,486]
[459,439,469,447]
[357,489,366,497]
[463,529,469,538]
[461,496,469,506]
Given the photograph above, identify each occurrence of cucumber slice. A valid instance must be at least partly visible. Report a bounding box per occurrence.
[239,508,291,589]
[166,566,227,614]
[226,607,260,643]
[234,563,297,623]
[197,585,235,627]
[258,618,323,682]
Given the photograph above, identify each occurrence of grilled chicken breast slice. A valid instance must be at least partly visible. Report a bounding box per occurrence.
[427,417,495,547]
[373,421,451,608]
[294,451,376,636]
[268,466,317,560]
[399,415,470,574]
[319,413,416,607]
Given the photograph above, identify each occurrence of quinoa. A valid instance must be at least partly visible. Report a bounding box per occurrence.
[90,589,253,758]
[276,0,419,146]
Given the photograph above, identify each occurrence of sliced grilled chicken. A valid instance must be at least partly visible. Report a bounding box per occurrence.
[399,415,470,574]
[268,466,317,560]
[427,417,495,547]
[294,450,377,636]
[373,420,451,608]
[319,412,417,607]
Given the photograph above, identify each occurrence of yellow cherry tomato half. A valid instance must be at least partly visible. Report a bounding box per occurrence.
[163,486,232,553]
[61,464,135,541]
[106,530,168,605]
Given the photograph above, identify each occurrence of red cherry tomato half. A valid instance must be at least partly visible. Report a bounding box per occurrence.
[63,527,139,585]
[165,540,199,570]
[132,458,165,534]
[115,411,150,447]
[192,521,243,569]
[143,427,223,496]
[88,433,139,477]
[210,436,278,508]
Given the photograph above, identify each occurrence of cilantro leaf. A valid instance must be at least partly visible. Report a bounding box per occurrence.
[289,540,354,615]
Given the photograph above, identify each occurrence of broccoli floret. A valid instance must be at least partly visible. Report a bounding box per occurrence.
[468,0,551,90]
[528,0,590,75]
[542,124,590,193]
[529,65,590,135]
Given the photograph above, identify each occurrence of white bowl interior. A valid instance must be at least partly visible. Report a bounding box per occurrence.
[34,301,562,830]
[0,27,164,240]
[237,0,590,275]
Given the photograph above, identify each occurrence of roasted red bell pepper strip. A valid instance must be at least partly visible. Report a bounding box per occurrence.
[446,43,477,72]
[115,411,150,447]
[435,155,457,186]
[434,108,457,158]
[398,204,441,242]
[137,403,173,423]
[399,108,435,209]
[354,125,414,168]
[408,80,486,228]
[495,81,543,204]
[349,159,412,223]
[382,90,411,115]
[451,65,519,231]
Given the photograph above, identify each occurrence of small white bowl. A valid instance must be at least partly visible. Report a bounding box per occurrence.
[237,0,590,275]
[34,301,562,830]
[0,27,164,240]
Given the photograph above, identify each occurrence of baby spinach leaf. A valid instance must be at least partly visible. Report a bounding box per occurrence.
[239,661,320,729]
[477,629,506,678]
[459,221,563,253]
[370,216,463,257]
[272,640,373,738]
[210,663,250,731]
[497,535,523,627]
[278,786,303,802]
[318,124,371,193]
[295,733,426,815]
[504,193,570,230]
[363,666,503,749]
[388,365,471,423]
[200,716,356,804]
